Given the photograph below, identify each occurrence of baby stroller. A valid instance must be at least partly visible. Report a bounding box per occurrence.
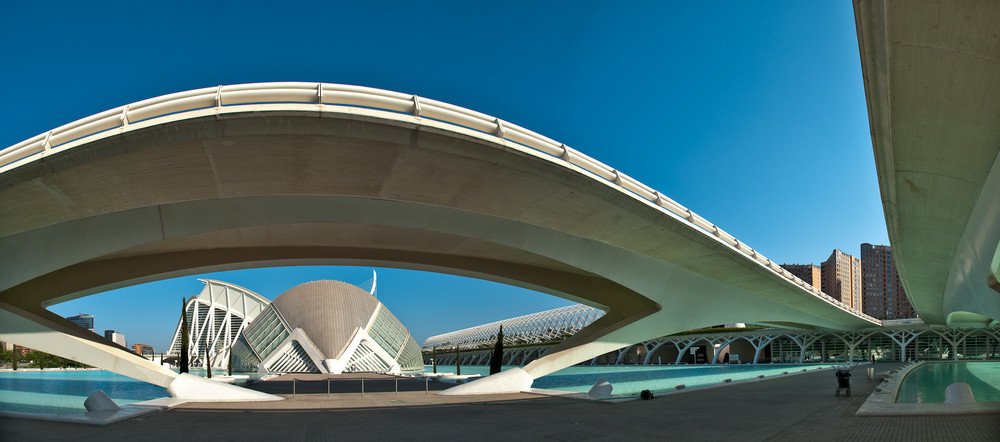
[834,365,852,397]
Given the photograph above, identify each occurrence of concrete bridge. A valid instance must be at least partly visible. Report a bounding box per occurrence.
[855,0,1000,328]
[0,82,879,396]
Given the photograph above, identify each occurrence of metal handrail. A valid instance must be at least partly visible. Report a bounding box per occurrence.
[0,82,881,325]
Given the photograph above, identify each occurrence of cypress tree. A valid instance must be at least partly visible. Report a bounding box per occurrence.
[489,325,504,375]
[11,347,17,371]
[455,345,461,376]
[205,346,212,379]
[180,298,190,374]
[228,346,233,376]
[432,347,437,373]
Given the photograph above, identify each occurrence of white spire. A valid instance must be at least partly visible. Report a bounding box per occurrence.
[369,269,377,297]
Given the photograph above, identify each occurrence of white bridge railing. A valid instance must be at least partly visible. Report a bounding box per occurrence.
[0,82,881,325]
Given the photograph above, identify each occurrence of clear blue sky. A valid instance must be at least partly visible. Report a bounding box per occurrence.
[3,1,887,351]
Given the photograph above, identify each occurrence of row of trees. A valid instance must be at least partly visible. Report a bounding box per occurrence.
[428,325,506,376]
[0,349,89,370]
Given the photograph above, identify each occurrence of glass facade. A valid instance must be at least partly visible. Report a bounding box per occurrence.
[396,339,424,372]
[367,307,423,372]
[369,308,407,358]
[242,305,290,359]
[67,314,94,332]
[231,335,261,372]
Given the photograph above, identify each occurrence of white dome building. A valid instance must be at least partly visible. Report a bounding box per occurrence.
[230,279,423,375]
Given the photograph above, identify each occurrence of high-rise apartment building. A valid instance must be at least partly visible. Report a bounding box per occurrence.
[67,313,94,332]
[821,249,862,311]
[104,330,126,348]
[780,264,821,291]
[861,243,916,319]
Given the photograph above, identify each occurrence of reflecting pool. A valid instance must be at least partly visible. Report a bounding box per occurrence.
[425,363,838,396]
[0,370,167,415]
[896,361,1000,403]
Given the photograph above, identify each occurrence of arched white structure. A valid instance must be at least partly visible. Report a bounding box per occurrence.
[0,82,879,396]
[167,279,271,369]
[423,304,605,350]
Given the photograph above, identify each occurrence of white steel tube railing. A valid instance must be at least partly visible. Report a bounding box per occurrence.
[0,82,880,325]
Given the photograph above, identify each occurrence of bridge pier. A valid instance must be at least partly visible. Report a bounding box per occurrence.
[440,306,668,394]
[0,303,177,387]
[0,303,281,402]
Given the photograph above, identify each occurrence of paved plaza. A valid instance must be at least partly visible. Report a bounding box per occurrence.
[3,365,999,441]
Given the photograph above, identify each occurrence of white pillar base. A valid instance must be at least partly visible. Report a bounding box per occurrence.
[437,368,533,395]
[167,373,284,402]
[324,359,344,374]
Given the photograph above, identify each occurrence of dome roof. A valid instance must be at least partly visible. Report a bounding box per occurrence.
[271,280,380,358]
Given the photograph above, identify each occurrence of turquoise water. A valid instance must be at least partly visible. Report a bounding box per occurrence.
[896,362,1000,403]
[0,370,168,415]
[426,364,838,396]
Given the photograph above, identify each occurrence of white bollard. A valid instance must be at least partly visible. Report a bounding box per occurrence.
[945,382,975,404]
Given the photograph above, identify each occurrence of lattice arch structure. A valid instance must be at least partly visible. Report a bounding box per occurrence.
[167,279,271,369]
[422,304,605,350]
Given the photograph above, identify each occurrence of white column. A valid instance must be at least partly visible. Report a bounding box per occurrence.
[0,303,177,387]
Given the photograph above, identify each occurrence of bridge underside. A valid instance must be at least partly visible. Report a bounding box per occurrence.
[0,107,876,394]
[856,0,1000,327]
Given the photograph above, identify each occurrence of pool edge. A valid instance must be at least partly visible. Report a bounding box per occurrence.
[857,361,1000,416]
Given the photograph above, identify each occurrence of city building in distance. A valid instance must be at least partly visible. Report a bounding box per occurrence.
[66,313,94,332]
[861,243,916,320]
[821,249,862,311]
[104,330,126,348]
[231,279,423,375]
[779,264,821,291]
[133,343,154,358]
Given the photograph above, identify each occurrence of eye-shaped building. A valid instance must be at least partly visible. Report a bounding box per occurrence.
[230,279,424,375]
[169,277,423,375]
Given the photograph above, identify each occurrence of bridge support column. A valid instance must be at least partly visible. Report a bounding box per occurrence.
[0,302,178,387]
[0,303,281,402]
[440,306,664,395]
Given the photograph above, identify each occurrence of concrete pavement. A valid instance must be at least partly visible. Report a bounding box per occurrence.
[3,366,999,441]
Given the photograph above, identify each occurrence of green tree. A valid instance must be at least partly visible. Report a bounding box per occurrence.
[12,347,18,371]
[455,344,461,376]
[205,346,212,379]
[180,298,190,374]
[432,347,437,374]
[228,346,233,376]
[489,325,504,375]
